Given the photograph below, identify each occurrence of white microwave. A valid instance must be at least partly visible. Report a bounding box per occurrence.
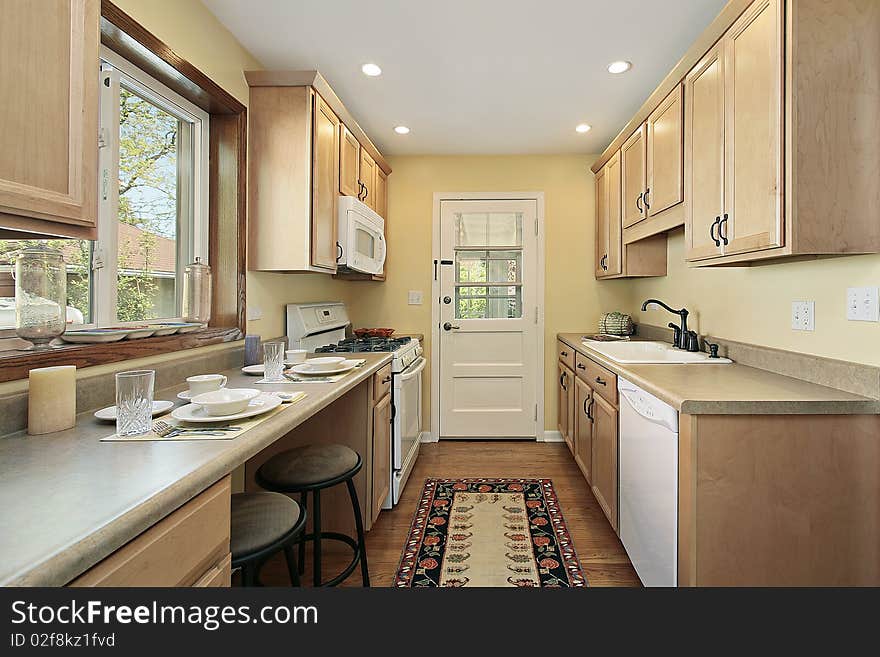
[337,196,386,275]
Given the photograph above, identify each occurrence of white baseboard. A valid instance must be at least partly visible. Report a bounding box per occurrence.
[541,430,564,443]
[419,431,437,443]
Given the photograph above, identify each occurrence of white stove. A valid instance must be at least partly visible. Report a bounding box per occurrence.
[286,302,425,507]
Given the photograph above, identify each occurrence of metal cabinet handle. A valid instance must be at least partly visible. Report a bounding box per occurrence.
[710,216,721,246]
[595,377,607,386]
[381,376,391,384]
[560,372,567,391]
[560,350,568,357]
[586,398,594,421]
[643,188,651,210]
[719,213,729,246]
[636,192,643,213]
[577,363,586,370]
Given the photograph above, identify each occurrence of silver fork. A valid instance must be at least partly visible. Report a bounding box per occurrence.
[153,420,241,435]
[152,421,229,438]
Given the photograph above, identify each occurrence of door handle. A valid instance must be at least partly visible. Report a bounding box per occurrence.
[443,322,460,331]
[585,397,594,421]
[636,192,643,213]
[643,187,651,211]
[443,296,452,304]
[710,216,721,246]
[719,213,729,246]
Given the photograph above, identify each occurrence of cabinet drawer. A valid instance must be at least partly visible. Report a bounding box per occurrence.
[557,340,575,370]
[584,358,618,407]
[373,363,392,401]
[70,477,231,587]
[194,553,231,587]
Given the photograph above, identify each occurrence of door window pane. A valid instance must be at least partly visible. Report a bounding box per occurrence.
[0,240,92,328]
[116,88,184,322]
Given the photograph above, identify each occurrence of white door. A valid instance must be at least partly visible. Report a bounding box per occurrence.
[438,199,538,438]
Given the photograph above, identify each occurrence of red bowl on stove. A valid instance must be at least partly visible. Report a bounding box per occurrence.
[354,327,395,338]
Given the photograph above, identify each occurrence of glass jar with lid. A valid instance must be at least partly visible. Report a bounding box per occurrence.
[182,256,212,324]
[13,246,67,350]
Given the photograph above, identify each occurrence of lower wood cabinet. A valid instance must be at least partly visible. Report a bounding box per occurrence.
[590,393,619,532]
[371,387,392,524]
[573,376,593,485]
[557,362,574,454]
[70,476,231,587]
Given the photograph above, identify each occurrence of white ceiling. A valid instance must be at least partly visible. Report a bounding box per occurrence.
[204,0,727,155]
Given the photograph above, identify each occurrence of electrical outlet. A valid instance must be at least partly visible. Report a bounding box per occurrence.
[791,301,815,331]
[408,290,423,305]
[846,287,879,322]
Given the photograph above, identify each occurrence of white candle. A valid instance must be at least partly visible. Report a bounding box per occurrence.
[28,365,76,435]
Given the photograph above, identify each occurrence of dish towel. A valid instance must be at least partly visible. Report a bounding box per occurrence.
[598,312,635,336]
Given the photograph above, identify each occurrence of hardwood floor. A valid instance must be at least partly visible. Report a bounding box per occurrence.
[258,440,641,587]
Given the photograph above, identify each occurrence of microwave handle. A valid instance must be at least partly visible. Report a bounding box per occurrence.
[376,232,387,269]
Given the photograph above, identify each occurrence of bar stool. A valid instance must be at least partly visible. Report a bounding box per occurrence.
[255,444,369,587]
[231,491,306,586]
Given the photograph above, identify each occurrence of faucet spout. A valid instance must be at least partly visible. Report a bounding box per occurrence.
[640,299,690,348]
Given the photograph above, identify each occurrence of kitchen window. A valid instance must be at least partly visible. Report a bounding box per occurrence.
[0,48,208,330]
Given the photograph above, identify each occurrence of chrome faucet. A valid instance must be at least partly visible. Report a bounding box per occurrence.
[641,299,689,349]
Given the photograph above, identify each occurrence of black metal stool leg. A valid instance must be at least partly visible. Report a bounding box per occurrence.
[346,478,370,587]
[241,563,256,587]
[298,491,308,575]
[284,545,300,587]
[312,489,322,587]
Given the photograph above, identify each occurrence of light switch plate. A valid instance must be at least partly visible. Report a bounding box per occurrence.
[408,290,423,305]
[247,306,263,321]
[791,301,815,331]
[846,287,879,322]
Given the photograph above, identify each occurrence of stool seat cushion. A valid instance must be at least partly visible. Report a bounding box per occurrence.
[258,444,360,488]
[231,492,302,558]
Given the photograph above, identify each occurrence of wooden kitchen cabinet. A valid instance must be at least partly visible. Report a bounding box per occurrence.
[374,168,388,219]
[371,391,392,523]
[557,362,574,454]
[311,94,341,270]
[0,0,99,239]
[621,126,646,229]
[359,150,377,211]
[590,392,618,533]
[339,124,361,198]
[646,84,684,217]
[573,376,593,485]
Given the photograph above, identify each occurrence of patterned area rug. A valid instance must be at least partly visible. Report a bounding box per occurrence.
[394,478,587,587]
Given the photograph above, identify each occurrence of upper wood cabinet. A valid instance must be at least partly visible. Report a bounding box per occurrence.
[339,124,361,198]
[686,0,782,263]
[374,168,388,219]
[621,126,646,229]
[246,71,391,273]
[646,84,684,217]
[0,0,99,239]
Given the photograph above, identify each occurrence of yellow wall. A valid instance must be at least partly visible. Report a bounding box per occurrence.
[346,155,631,432]
[113,0,345,338]
[630,231,880,366]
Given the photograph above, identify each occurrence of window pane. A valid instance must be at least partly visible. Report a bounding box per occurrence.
[0,240,92,328]
[116,88,182,322]
[456,212,522,247]
[456,251,487,283]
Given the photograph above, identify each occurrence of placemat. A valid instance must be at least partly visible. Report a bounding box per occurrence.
[100,391,307,442]
[255,359,368,384]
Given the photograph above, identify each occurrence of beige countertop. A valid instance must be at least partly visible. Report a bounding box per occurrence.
[558,333,879,415]
[0,352,393,587]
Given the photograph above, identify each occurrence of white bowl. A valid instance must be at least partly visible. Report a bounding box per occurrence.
[191,388,260,417]
[286,349,307,364]
[304,356,346,372]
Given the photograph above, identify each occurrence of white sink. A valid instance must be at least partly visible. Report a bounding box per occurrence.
[581,340,731,364]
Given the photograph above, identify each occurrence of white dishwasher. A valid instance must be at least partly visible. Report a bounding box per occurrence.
[618,377,679,587]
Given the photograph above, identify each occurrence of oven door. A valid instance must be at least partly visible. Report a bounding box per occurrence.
[394,356,426,471]
[342,211,386,275]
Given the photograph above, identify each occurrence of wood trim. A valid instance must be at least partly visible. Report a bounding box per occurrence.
[244,70,391,174]
[591,0,754,173]
[677,413,698,587]
[623,205,684,244]
[0,328,241,383]
[100,0,244,115]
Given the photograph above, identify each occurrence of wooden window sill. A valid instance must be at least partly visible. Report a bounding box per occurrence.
[0,327,242,383]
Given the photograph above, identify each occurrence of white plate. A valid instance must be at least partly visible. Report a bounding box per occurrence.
[290,359,360,376]
[170,394,282,423]
[178,388,229,400]
[62,329,130,343]
[94,400,174,421]
[241,361,301,376]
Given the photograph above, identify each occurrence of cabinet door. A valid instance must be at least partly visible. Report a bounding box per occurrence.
[595,152,622,279]
[646,84,684,217]
[558,364,573,453]
[371,392,392,523]
[311,93,340,270]
[685,44,725,261]
[594,165,608,279]
[339,124,361,197]
[591,393,618,532]
[0,0,99,238]
[723,0,783,256]
[359,150,376,211]
[574,376,593,484]
[374,167,387,218]
[621,125,646,228]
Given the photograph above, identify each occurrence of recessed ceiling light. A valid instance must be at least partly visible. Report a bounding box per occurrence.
[575,123,592,134]
[608,60,632,74]
[361,63,382,77]
[394,126,410,135]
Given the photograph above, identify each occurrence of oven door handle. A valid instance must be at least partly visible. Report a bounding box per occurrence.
[398,356,427,381]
